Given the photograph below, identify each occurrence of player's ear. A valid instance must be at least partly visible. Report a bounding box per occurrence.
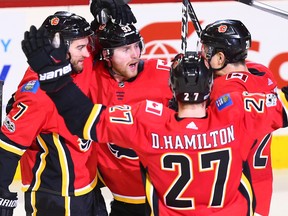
[101,50,112,66]
[217,52,225,66]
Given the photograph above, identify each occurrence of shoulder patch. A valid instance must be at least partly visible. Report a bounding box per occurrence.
[20,80,40,93]
[156,59,171,71]
[215,94,233,111]
[145,100,163,116]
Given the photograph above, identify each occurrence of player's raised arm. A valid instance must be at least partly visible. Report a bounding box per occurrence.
[90,0,137,29]
[21,25,96,139]
[21,25,73,92]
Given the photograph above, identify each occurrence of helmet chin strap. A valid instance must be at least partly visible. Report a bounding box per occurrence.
[208,59,228,72]
[206,52,228,73]
[211,62,227,72]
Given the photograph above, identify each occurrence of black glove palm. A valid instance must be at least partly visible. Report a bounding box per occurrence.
[21,25,72,92]
[90,0,137,26]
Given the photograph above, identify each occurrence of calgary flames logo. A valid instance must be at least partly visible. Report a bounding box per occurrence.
[217,24,228,33]
[50,17,60,26]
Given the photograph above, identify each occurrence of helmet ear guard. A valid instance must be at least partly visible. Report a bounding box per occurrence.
[170,52,213,104]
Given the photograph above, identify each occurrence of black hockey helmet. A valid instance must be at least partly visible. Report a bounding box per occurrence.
[170,52,213,104]
[97,20,144,52]
[41,11,93,45]
[200,19,251,63]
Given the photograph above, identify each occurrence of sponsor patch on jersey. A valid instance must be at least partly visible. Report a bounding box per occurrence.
[266,93,277,107]
[145,100,163,116]
[3,116,15,133]
[20,80,40,93]
[226,72,248,82]
[215,94,233,111]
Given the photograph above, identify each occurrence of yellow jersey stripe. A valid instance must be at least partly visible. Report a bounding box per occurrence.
[74,175,98,196]
[31,135,49,191]
[0,139,25,156]
[240,173,254,216]
[83,104,103,140]
[53,133,70,196]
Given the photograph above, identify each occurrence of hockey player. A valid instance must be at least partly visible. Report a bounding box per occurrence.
[20,27,288,214]
[0,11,109,216]
[88,20,172,216]
[0,1,137,215]
[200,19,277,216]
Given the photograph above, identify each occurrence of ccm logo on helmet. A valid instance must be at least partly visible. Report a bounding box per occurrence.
[39,64,72,81]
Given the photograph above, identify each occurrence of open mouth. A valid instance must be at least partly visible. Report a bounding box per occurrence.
[129,61,138,69]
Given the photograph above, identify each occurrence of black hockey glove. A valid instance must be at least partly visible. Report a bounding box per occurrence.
[0,188,17,216]
[90,0,136,26]
[21,25,72,93]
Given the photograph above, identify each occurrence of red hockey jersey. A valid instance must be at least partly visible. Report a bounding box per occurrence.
[82,91,287,216]
[89,59,172,203]
[0,56,99,196]
[210,62,277,216]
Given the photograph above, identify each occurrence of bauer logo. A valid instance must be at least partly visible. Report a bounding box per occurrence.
[39,64,72,81]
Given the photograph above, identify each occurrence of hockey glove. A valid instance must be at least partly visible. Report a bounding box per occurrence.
[90,0,137,26]
[21,25,72,93]
[0,188,17,216]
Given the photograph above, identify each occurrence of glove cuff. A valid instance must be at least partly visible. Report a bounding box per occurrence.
[38,62,72,83]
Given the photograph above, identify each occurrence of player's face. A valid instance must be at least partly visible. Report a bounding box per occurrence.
[68,37,91,72]
[110,42,141,81]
